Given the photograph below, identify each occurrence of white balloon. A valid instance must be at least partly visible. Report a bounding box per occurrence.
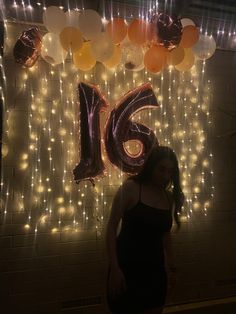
[121,42,144,70]
[181,18,195,28]
[91,33,114,62]
[65,10,80,28]
[43,6,67,34]
[78,9,102,40]
[133,45,147,71]
[41,33,68,65]
[192,35,216,60]
[133,62,145,71]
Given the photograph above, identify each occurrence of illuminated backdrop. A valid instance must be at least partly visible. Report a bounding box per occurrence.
[1,19,214,234]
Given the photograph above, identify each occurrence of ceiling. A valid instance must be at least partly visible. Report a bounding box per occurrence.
[2,0,236,22]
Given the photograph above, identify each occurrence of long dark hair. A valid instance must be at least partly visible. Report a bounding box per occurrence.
[130,145,184,228]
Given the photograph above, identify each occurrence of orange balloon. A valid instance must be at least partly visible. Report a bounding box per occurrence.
[144,45,168,73]
[73,42,96,71]
[128,19,148,45]
[147,22,160,44]
[180,25,200,48]
[103,45,121,68]
[167,46,185,65]
[106,18,127,44]
[175,48,195,71]
[60,26,83,52]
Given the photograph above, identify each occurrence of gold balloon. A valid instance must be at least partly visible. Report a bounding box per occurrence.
[103,45,121,69]
[106,18,127,44]
[180,25,200,48]
[128,19,148,45]
[175,48,195,71]
[167,46,185,65]
[60,27,83,53]
[73,42,96,71]
[144,45,168,73]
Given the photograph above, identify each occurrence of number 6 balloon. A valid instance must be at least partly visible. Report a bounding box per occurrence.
[105,83,159,173]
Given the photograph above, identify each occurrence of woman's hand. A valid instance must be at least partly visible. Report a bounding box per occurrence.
[108,265,127,300]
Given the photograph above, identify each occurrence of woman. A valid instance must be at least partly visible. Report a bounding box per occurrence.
[106,145,184,314]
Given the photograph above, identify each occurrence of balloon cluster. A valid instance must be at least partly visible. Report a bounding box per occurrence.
[13,7,216,72]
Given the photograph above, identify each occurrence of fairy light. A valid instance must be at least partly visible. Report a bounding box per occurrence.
[12,1,18,8]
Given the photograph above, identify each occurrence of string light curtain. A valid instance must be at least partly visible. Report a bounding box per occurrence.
[1,9,214,234]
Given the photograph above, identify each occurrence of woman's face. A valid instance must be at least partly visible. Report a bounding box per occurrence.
[151,158,174,188]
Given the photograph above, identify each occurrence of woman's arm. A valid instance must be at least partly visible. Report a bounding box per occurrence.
[106,179,136,268]
[106,180,137,298]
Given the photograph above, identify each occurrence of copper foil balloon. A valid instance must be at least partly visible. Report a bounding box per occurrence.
[73,82,107,185]
[13,27,42,67]
[154,13,182,49]
[104,83,159,173]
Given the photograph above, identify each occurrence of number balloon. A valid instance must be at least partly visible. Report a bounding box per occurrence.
[104,83,159,173]
[73,83,159,184]
[73,82,108,184]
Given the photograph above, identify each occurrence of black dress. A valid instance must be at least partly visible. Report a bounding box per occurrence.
[107,184,173,313]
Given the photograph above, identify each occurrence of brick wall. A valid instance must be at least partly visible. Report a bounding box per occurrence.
[169,50,236,304]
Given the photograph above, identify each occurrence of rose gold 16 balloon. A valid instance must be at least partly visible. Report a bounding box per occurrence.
[73,82,159,184]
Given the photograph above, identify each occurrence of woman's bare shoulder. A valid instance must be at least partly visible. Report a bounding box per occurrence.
[166,190,174,203]
[117,178,140,204]
[121,178,140,192]
[119,178,140,209]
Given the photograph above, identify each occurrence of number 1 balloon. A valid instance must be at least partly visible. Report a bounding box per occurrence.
[73,82,108,185]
